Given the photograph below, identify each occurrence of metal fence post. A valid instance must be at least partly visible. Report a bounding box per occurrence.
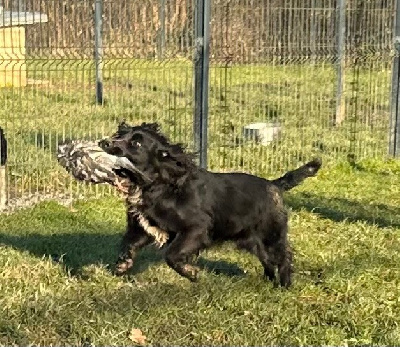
[194,0,211,169]
[335,0,346,126]
[0,128,7,210]
[94,0,104,105]
[390,0,400,156]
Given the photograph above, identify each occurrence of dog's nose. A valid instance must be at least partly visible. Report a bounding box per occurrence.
[99,138,111,149]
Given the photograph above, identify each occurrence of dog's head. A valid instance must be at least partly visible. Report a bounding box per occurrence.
[99,121,196,184]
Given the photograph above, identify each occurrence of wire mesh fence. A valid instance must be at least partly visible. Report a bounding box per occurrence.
[207,0,394,174]
[0,0,397,209]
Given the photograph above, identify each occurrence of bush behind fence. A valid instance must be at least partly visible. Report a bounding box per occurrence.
[3,0,395,61]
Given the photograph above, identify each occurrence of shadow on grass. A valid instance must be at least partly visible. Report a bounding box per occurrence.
[298,248,400,289]
[287,192,400,228]
[0,231,124,275]
[0,232,245,279]
[5,191,397,283]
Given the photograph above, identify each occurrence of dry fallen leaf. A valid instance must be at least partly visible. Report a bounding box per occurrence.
[128,328,147,345]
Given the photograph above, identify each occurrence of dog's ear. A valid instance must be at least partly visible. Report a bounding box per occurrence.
[170,143,186,154]
[141,122,160,132]
[118,119,131,132]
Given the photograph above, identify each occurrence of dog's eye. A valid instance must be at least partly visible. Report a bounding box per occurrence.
[131,140,141,147]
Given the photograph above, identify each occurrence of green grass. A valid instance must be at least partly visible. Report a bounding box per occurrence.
[0,57,396,344]
[1,159,400,345]
[0,57,392,198]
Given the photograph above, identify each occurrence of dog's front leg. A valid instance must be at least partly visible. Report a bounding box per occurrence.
[115,216,152,276]
[165,230,209,282]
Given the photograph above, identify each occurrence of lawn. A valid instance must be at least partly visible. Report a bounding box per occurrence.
[0,57,392,200]
[0,158,400,345]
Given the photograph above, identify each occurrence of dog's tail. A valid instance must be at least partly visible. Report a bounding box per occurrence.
[272,158,322,191]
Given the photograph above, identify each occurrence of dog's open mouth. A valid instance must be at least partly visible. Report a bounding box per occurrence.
[113,156,153,184]
[98,138,153,184]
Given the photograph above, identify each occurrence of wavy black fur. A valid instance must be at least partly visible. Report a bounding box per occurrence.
[100,122,322,287]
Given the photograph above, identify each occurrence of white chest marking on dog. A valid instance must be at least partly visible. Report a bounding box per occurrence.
[127,187,169,248]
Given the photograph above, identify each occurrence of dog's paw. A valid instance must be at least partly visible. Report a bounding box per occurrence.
[114,259,134,276]
[182,264,200,282]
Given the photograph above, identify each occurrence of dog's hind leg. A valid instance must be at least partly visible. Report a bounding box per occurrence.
[277,242,293,288]
[115,216,153,276]
[264,239,293,288]
[237,237,277,283]
[165,230,210,282]
[255,244,277,284]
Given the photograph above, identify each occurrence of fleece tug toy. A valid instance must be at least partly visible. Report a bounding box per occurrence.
[57,140,133,193]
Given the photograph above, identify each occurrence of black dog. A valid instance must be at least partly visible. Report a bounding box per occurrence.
[100,122,322,287]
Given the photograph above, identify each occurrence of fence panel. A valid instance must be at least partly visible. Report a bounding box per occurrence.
[345,0,394,160]
[207,0,395,177]
[0,0,397,210]
[0,0,196,208]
